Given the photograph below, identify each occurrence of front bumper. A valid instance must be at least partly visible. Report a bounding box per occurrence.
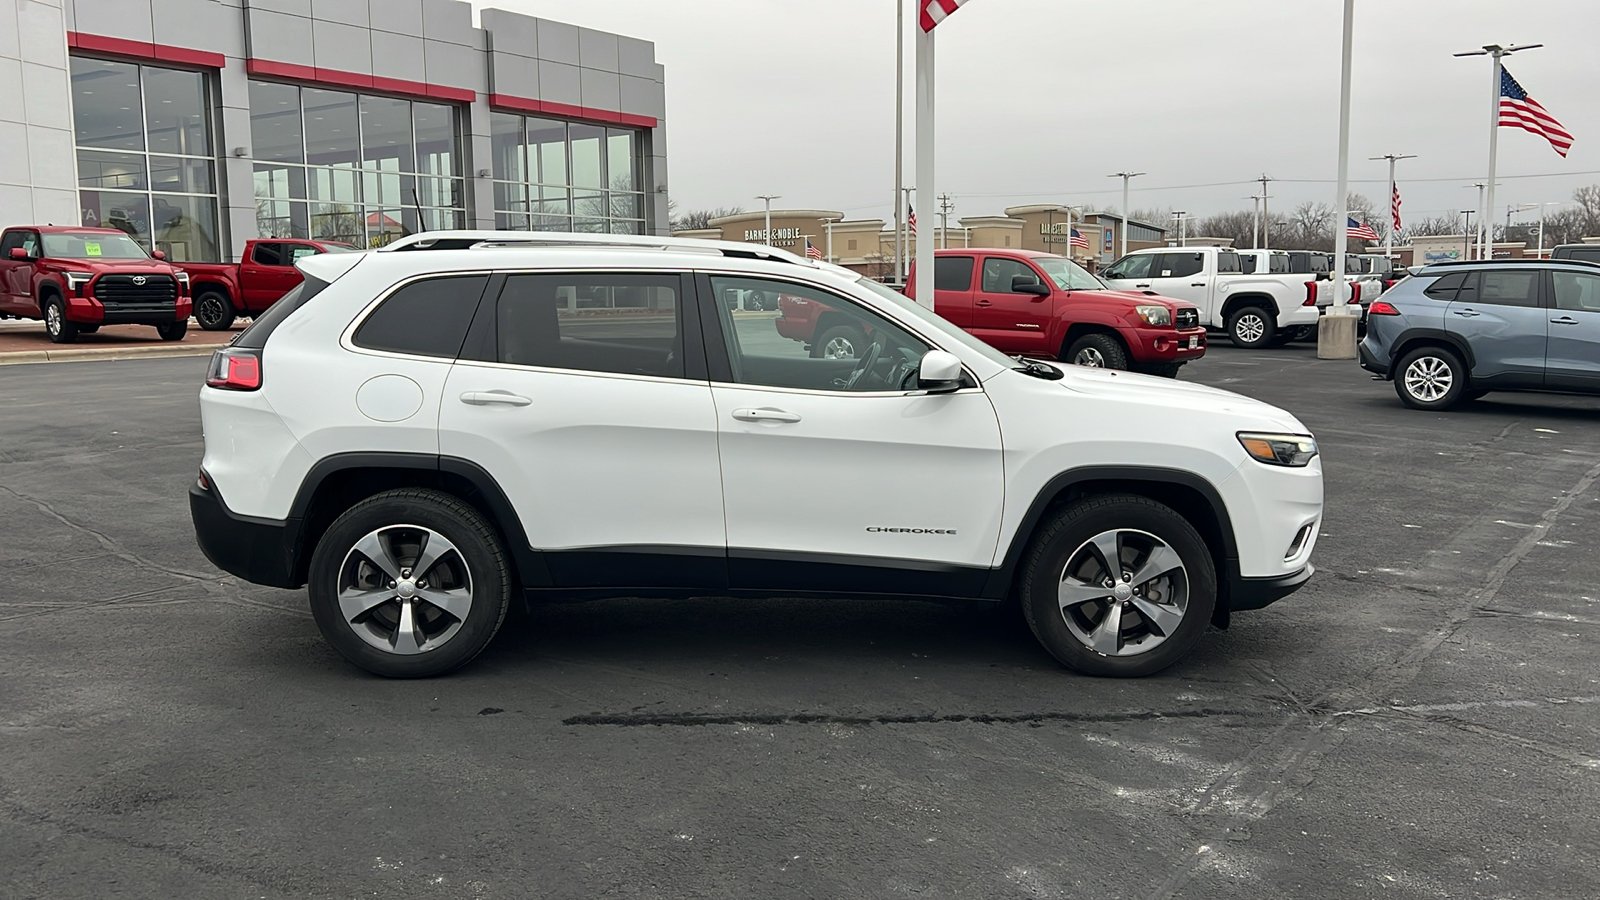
[1227,563,1314,611]
[1130,326,1207,362]
[65,294,192,325]
[190,480,302,588]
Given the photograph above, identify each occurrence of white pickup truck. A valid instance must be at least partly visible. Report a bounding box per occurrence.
[1239,249,1370,318]
[1100,247,1325,348]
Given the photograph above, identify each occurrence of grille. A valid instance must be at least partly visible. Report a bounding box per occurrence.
[1175,308,1199,329]
[93,274,179,305]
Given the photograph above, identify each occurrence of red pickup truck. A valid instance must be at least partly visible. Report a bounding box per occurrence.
[176,238,355,330]
[0,226,192,343]
[778,249,1206,376]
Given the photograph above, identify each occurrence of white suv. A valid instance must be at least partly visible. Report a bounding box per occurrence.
[190,232,1322,678]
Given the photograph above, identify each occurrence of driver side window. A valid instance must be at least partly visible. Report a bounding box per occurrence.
[1104,254,1152,280]
[708,276,931,393]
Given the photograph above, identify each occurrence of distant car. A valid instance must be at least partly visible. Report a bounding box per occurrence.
[0,226,192,342]
[1359,259,1600,409]
[175,238,356,330]
[1549,244,1600,265]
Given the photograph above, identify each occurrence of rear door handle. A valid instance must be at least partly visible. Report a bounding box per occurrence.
[1452,309,1480,318]
[732,407,801,424]
[1551,316,1580,325]
[460,390,532,407]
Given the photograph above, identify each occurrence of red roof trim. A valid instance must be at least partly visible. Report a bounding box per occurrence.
[67,31,227,69]
[488,93,657,129]
[246,59,477,104]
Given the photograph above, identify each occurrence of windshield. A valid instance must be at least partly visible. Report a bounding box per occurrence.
[41,232,150,259]
[853,275,1018,370]
[1033,256,1107,290]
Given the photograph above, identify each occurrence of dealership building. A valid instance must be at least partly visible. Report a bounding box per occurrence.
[0,0,668,261]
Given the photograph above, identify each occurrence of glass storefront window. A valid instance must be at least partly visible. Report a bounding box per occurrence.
[360,95,412,173]
[607,130,635,191]
[249,81,303,163]
[569,124,604,190]
[303,89,359,166]
[490,112,642,235]
[414,102,457,177]
[70,57,220,260]
[529,118,567,186]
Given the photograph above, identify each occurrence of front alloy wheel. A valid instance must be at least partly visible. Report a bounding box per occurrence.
[1058,529,1188,657]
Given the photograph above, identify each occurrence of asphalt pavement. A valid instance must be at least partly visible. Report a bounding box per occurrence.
[2,345,1597,899]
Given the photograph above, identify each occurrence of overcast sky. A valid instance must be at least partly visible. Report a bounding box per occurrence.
[476,0,1599,232]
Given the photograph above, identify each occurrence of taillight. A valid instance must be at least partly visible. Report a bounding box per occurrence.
[1303,281,1318,306]
[205,348,262,390]
[1368,300,1401,316]
[1383,279,1396,290]
[1351,283,1362,304]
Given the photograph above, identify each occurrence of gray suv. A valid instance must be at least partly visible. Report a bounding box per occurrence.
[1359,259,1600,409]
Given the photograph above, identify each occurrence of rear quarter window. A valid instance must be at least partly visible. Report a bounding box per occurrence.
[352,275,490,358]
[934,256,975,291]
[233,276,330,350]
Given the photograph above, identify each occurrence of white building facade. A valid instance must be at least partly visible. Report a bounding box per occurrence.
[0,0,668,261]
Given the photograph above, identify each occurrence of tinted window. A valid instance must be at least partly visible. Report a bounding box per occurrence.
[233,276,330,350]
[1215,251,1241,274]
[1102,254,1152,280]
[1423,272,1468,301]
[0,231,29,256]
[1155,253,1203,279]
[935,256,975,291]
[1552,271,1600,312]
[252,242,285,266]
[496,273,681,378]
[353,275,487,358]
[709,276,931,393]
[1556,246,1600,263]
[981,257,1043,293]
[1475,270,1539,308]
[1239,254,1258,274]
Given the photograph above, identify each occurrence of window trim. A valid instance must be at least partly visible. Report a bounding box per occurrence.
[1469,268,1546,309]
[1547,268,1600,313]
[340,270,496,362]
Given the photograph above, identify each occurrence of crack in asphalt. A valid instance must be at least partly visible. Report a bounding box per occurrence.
[560,707,1271,727]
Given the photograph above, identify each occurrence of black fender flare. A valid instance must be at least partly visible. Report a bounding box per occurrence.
[1386,327,1475,376]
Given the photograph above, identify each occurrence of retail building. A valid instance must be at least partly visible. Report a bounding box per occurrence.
[1,0,668,261]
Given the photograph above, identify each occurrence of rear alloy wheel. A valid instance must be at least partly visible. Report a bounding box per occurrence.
[1395,347,1466,410]
[812,324,868,360]
[1020,495,1215,677]
[1227,306,1275,349]
[308,489,510,678]
[195,290,236,331]
[43,295,78,344]
[1066,333,1129,370]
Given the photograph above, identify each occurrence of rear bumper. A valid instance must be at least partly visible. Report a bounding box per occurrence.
[1358,339,1387,377]
[189,480,302,588]
[1227,563,1314,611]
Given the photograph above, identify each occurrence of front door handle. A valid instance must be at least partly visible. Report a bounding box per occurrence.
[1551,316,1580,325]
[1134,283,1151,289]
[974,299,993,307]
[460,390,532,407]
[1452,309,1481,318]
[1190,282,1206,287]
[732,407,801,424]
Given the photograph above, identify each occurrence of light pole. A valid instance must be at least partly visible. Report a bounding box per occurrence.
[1461,210,1476,260]
[1370,153,1416,260]
[756,195,780,246]
[900,185,916,282]
[1536,202,1553,257]
[1108,171,1144,259]
[893,0,904,291]
[1171,210,1189,247]
[1246,196,1264,249]
[1258,174,1274,250]
[1330,0,1355,322]
[1455,43,1542,266]
[823,216,839,262]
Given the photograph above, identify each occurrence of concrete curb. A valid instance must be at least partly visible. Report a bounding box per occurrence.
[0,343,222,366]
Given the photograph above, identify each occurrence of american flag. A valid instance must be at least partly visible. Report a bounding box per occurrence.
[805,239,822,260]
[907,205,917,235]
[1391,182,1403,234]
[1069,228,1090,250]
[1499,67,1573,158]
[919,0,973,31]
[1347,217,1379,241]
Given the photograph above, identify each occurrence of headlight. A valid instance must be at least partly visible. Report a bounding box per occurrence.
[174,271,190,284]
[1238,432,1318,467]
[1135,305,1171,326]
[64,272,94,291]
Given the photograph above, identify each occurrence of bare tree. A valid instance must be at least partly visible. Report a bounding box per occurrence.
[1403,215,1460,238]
[1193,210,1256,247]
[670,205,746,232]
[859,251,892,281]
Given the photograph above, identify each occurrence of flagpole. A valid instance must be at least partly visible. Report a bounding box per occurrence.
[1371,153,1416,260]
[1484,52,1502,261]
[893,0,904,285]
[913,22,935,310]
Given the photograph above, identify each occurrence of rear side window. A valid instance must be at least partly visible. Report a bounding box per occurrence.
[495,273,682,378]
[1422,272,1467,301]
[1215,251,1241,274]
[252,243,285,266]
[1476,270,1540,307]
[1155,253,1203,278]
[353,275,488,358]
[233,275,330,350]
[1557,246,1600,263]
[934,256,975,291]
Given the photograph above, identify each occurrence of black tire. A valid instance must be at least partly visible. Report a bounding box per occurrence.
[1141,362,1183,379]
[1065,333,1129,370]
[78,324,99,334]
[812,323,868,359]
[1463,389,1490,402]
[1019,494,1217,677]
[1226,306,1275,349]
[42,294,77,344]
[155,320,188,341]
[195,289,236,331]
[307,488,511,678]
[1290,325,1317,343]
[1394,346,1467,411]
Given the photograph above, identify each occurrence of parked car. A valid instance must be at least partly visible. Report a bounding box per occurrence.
[175,238,356,330]
[1359,258,1600,409]
[1550,244,1600,264]
[190,231,1321,679]
[0,226,191,342]
[893,249,1205,377]
[1100,246,1328,348]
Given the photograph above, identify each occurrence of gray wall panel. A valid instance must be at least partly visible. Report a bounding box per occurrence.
[369,28,424,82]
[535,18,577,66]
[616,35,654,78]
[488,51,537,99]
[370,0,421,37]
[578,67,618,115]
[312,18,371,74]
[71,0,154,42]
[311,0,366,28]
[536,58,579,106]
[19,0,66,68]
[244,8,314,66]
[618,74,663,120]
[422,38,483,92]
[479,8,534,54]
[419,0,474,47]
[153,0,246,58]
[576,27,616,72]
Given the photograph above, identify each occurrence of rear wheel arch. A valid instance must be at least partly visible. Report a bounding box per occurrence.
[1221,293,1280,322]
[1387,330,1475,376]
[287,453,548,590]
[991,468,1238,627]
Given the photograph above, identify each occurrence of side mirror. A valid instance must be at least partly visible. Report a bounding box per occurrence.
[151,249,166,260]
[8,247,28,260]
[1011,275,1050,296]
[917,350,964,393]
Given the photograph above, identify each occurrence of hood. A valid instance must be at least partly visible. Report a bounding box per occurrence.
[56,257,180,272]
[1069,288,1196,312]
[1055,365,1307,432]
